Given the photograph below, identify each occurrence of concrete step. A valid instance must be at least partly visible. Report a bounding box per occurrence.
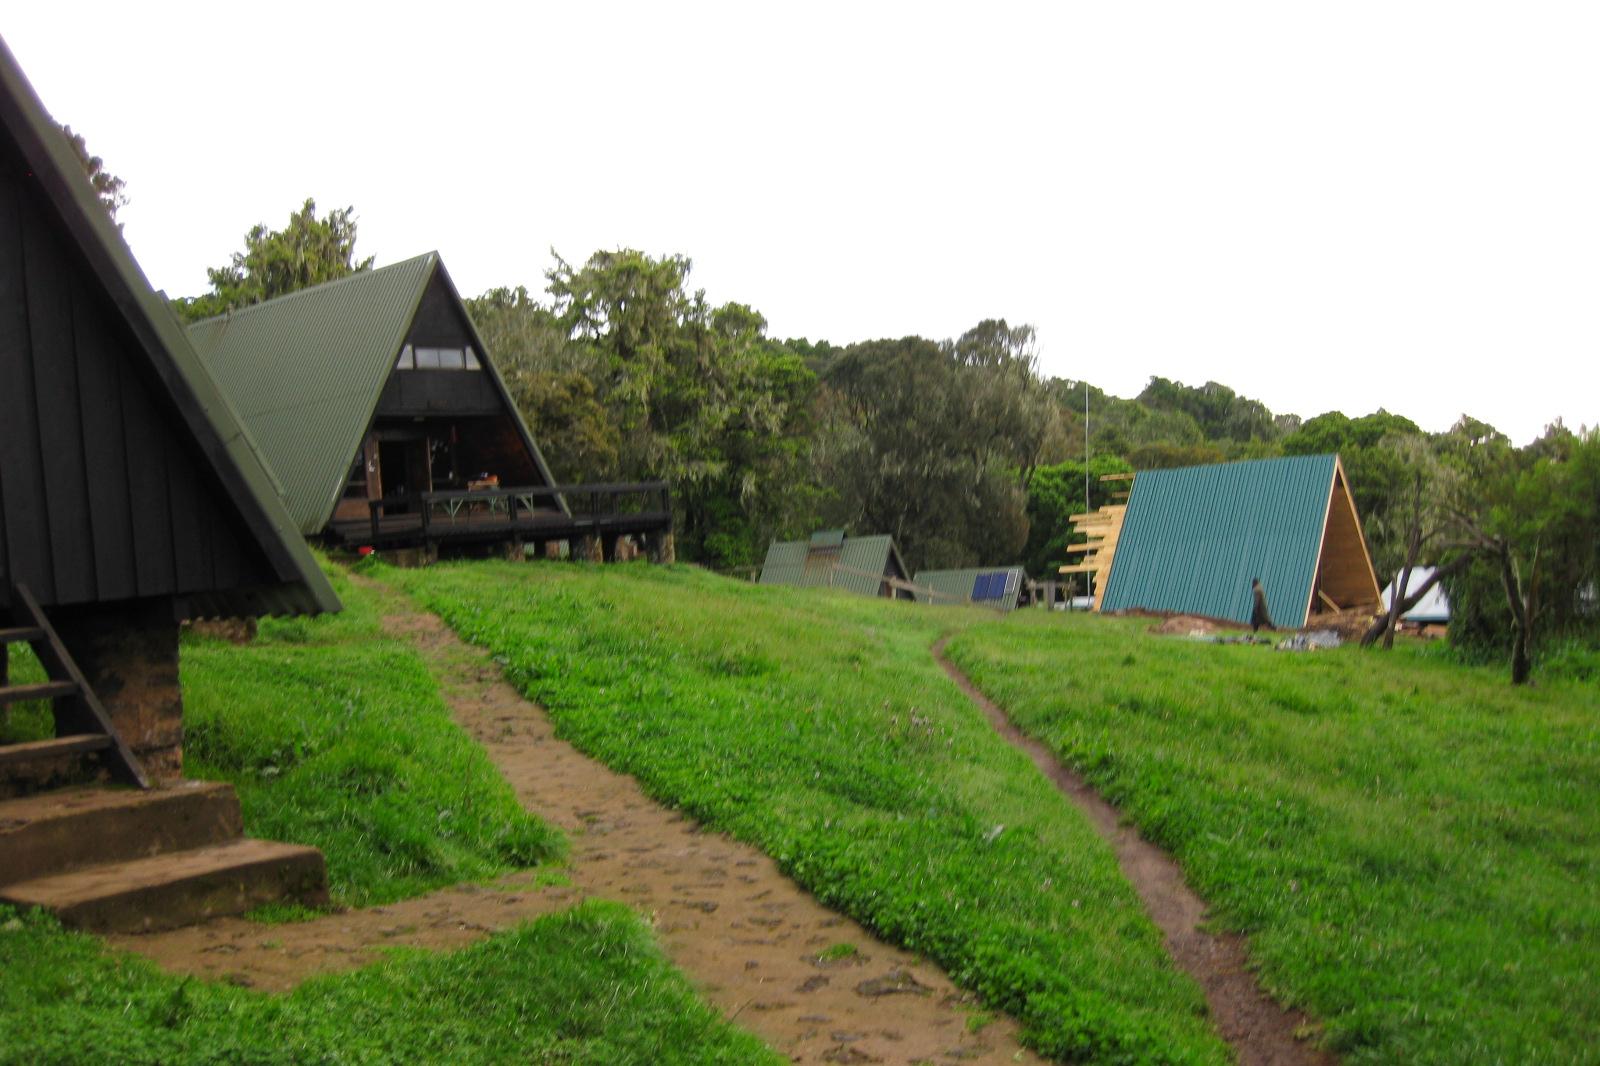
[0,838,329,934]
[0,780,243,886]
[0,735,110,799]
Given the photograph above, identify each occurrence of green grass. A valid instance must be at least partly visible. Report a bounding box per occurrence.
[0,644,52,744]
[386,559,1232,1064]
[180,564,563,907]
[0,901,778,1065]
[947,612,1600,1065]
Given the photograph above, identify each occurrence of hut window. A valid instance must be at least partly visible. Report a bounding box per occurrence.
[403,346,482,371]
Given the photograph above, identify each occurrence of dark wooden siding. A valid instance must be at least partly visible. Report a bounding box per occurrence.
[408,271,475,345]
[376,369,502,416]
[0,140,280,609]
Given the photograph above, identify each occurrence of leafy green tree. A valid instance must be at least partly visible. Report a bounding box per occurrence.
[172,199,373,321]
[1125,442,1225,470]
[60,124,127,223]
[540,249,821,567]
[1443,424,1600,683]
[1137,376,1279,444]
[1020,456,1135,578]
[1364,434,1459,648]
[819,326,1058,571]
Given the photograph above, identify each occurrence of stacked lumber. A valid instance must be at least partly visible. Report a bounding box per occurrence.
[1057,473,1133,611]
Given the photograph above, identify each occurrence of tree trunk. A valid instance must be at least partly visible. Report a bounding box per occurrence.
[1498,545,1533,685]
[1381,535,1423,650]
[1359,554,1472,647]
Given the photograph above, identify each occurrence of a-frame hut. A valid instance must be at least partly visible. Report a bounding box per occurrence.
[187,255,554,547]
[759,530,914,600]
[1,36,332,929]
[912,567,1031,611]
[1097,454,1379,628]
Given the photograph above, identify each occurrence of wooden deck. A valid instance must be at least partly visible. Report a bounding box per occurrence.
[326,483,672,553]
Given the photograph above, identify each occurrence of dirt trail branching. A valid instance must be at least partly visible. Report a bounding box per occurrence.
[932,637,1334,1066]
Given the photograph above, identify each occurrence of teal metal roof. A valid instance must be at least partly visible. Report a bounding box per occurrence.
[1099,455,1339,627]
[0,35,337,617]
[188,255,562,534]
[911,567,1026,611]
[759,533,908,597]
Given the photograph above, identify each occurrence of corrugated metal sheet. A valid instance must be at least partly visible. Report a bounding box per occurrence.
[0,37,337,617]
[759,533,905,598]
[912,567,1026,611]
[187,254,438,534]
[1099,455,1337,627]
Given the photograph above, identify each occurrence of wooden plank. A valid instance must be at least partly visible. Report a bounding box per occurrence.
[0,733,111,767]
[0,178,54,601]
[22,202,95,604]
[1099,472,1136,481]
[206,502,244,590]
[72,286,138,601]
[164,437,211,592]
[117,356,178,597]
[1317,589,1342,612]
[0,627,45,644]
[1058,563,1098,574]
[13,585,148,788]
[0,680,76,705]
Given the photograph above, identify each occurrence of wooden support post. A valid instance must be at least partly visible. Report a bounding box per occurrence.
[576,534,604,563]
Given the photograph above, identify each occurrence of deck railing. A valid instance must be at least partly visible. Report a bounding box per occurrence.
[366,482,671,545]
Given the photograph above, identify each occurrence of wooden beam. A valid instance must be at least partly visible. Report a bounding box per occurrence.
[1099,472,1136,482]
[1058,563,1098,574]
[1317,589,1341,612]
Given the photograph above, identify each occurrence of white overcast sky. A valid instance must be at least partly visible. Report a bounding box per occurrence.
[7,2,1597,445]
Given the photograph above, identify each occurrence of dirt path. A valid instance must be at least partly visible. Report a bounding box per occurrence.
[116,586,1040,1065]
[931,638,1335,1066]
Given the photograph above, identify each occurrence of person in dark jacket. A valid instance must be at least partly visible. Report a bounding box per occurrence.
[1250,578,1275,633]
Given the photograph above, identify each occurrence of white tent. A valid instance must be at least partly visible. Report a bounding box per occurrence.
[1381,565,1451,624]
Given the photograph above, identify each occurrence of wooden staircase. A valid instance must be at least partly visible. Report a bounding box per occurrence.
[1,583,148,796]
[0,584,328,933]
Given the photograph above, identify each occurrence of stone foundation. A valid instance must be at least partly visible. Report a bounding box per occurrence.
[648,530,676,564]
[51,605,184,781]
[183,617,258,644]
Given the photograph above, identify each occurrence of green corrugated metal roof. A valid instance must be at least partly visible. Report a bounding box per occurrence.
[759,533,907,597]
[1099,455,1338,627]
[0,35,337,617]
[187,254,561,534]
[911,567,1026,611]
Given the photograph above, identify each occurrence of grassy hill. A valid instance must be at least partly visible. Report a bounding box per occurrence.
[7,558,1591,1064]
[389,559,1232,1063]
[394,559,1597,1064]
[949,612,1599,1064]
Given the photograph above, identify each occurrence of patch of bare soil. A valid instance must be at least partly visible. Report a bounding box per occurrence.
[1312,609,1384,642]
[931,639,1336,1066]
[1150,614,1234,637]
[116,582,1040,1065]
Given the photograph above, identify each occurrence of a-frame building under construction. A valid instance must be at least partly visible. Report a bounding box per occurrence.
[1094,454,1380,628]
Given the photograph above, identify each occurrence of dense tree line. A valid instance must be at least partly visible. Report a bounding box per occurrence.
[168,200,1597,682]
